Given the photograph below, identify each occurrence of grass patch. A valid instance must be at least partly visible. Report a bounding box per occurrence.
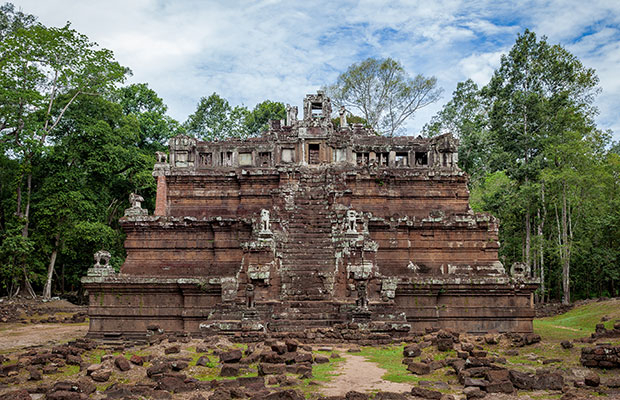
[58,364,80,377]
[298,355,344,397]
[85,349,106,364]
[534,299,620,341]
[357,345,423,384]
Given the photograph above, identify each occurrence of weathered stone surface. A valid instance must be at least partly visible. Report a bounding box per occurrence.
[584,372,600,387]
[258,363,286,376]
[219,349,242,363]
[220,363,240,377]
[314,355,329,364]
[404,344,421,358]
[90,368,111,382]
[508,370,535,390]
[114,356,130,371]
[261,390,303,400]
[580,345,620,368]
[0,389,32,400]
[532,371,564,390]
[462,387,486,399]
[130,355,145,365]
[345,392,369,400]
[374,392,408,400]
[407,362,431,375]
[411,387,442,399]
[82,91,539,339]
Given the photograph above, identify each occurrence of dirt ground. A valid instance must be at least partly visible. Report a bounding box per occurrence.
[321,352,413,395]
[0,323,88,351]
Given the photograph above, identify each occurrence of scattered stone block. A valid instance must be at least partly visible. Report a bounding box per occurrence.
[114,356,130,371]
[585,371,600,387]
[411,386,442,399]
[407,361,431,375]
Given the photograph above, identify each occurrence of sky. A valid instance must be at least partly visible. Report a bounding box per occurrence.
[10,0,620,140]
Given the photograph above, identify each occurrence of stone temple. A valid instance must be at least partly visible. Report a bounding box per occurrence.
[82,91,539,341]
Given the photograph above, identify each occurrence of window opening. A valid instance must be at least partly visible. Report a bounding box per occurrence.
[395,152,408,166]
[258,152,271,166]
[221,151,233,166]
[414,151,428,166]
[308,144,320,164]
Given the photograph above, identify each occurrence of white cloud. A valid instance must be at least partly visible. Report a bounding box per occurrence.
[9,0,620,140]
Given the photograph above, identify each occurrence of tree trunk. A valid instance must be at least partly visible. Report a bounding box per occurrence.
[18,172,36,299]
[43,231,61,299]
[561,181,570,305]
[539,183,546,302]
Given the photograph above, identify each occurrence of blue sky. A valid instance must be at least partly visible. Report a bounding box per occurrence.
[11,0,620,140]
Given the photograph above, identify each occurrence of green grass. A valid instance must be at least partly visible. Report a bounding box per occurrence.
[58,364,80,377]
[357,345,424,384]
[298,354,345,398]
[85,349,106,364]
[534,299,620,341]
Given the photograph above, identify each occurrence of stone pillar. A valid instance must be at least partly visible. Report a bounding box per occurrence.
[154,175,167,216]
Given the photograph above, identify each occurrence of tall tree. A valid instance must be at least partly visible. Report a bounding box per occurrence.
[0,5,127,297]
[111,83,181,152]
[244,100,285,136]
[422,79,490,179]
[185,93,249,140]
[326,57,442,136]
[428,29,609,303]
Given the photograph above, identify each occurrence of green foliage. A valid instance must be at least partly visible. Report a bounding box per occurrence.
[0,4,179,296]
[331,114,369,129]
[326,57,442,136]
[184,93,250,141]
[245,100,285,136]
[427,29,619,302]
[422,79,490,178]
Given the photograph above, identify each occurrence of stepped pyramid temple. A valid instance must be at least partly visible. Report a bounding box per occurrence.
[82,91,539,341]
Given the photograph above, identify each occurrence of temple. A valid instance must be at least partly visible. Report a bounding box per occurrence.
[82,91,539,341]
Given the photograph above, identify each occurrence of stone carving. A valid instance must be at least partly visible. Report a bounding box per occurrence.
[87,250,114,277]
[259,209,271,234]
[346,210,357,233]
[124,193,147,217]
[245,284,255,309]
[339,106,348,127]
[170,135,197,168]
[286,104,298,126]
[511,262,530,278]
[94,250,111,268]
[155,151,168,163]
[355,280,369,310]
[130,193,144,209]
[302,91,332,128]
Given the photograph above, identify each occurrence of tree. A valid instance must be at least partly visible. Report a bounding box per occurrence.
[422,79,490,179]
[482,30,600,304]
[111,83,181,152]
[0,5,127,297]
[326,57,442,136]
[244,100,285,136]
[185,93,249,140]
[427,30,612,304]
